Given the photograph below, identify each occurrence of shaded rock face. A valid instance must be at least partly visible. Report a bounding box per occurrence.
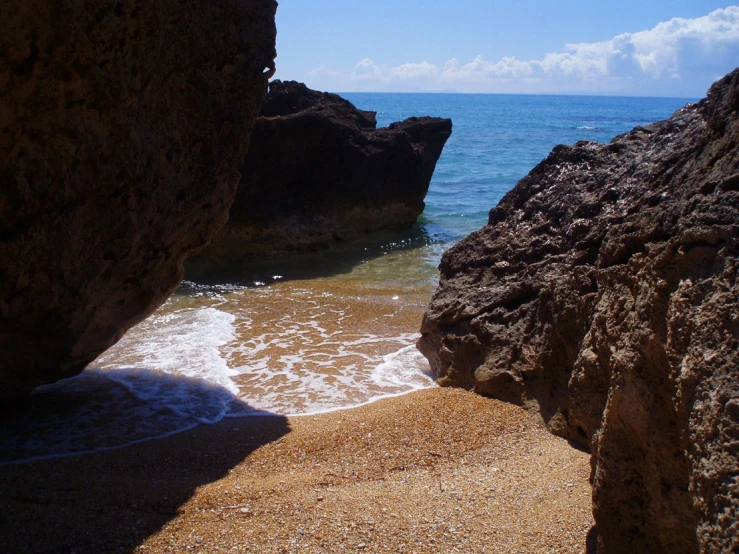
[0,0,277,397]
[196,80,452,261]
[418,70,739,553]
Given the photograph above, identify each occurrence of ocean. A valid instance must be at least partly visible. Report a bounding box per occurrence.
[1,93,695,463]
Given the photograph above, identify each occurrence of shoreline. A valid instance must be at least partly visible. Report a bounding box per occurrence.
[1,369,437,468]
[1,387,594,553]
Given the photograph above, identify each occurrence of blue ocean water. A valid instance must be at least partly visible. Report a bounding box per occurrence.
[343,93,697,244]
[2,93,698,464]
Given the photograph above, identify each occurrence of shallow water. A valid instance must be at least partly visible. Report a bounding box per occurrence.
[99,242,440,417]
[1,93,695,463]
[1,233,442,464]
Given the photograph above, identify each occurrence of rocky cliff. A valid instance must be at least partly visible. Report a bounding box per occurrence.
[0,0,277,397]
[418,70,739,553]
[195,80,452,261]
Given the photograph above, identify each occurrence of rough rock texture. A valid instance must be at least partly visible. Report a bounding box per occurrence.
[196,80,452,261]
[0,0,277,397]
[418,70,739,553]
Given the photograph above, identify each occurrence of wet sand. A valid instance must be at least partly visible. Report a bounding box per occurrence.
[1,387,594,553]
[93,265,438,419]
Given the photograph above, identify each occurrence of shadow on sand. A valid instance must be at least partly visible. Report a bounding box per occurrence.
[0,368,289,553]
[183,221,442,288]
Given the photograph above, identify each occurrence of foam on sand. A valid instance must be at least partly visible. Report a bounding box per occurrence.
[3,275,437,463]
[95,302,240,394]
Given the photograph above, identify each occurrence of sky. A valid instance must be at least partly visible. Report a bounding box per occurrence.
[273,1,739,97]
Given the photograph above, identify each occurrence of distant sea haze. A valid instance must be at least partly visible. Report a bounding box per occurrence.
[1,93,694,464]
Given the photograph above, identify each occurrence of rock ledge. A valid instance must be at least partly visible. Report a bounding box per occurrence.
[0,0,277,396]
[419,69,739,553]
[197,80,452,261]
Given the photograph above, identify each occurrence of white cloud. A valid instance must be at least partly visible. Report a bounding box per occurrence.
[352,57,390,81]
[391,61,440,80]
[307,6,739,95]
[306,66,342,79]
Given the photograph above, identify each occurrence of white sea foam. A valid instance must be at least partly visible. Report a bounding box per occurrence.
[5,279,437,463]
[95,368,234,424]
[0,367,268,465]
[95,303,239,394]
[226,325,435,416]
[371,342,436,389]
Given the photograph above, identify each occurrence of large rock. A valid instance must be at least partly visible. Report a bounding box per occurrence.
[195,80,452,261]
[0,0,277,397]
[418,70,739,553]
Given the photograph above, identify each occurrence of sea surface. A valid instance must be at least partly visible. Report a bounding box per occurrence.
[2,93,696,463]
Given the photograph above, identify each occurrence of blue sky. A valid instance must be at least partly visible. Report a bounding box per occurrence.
[274,1,739,96]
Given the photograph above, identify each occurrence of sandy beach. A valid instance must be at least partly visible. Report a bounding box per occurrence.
[1,388,594,553]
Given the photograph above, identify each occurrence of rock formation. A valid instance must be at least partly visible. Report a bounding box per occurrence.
[418,69,739,553]
[0,0,277,397]
[195,80,452,261]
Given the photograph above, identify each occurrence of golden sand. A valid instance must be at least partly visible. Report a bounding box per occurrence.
[1,387,594,553]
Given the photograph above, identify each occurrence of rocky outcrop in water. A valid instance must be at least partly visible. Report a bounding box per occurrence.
[0,0,277,397]
[418,69,739,553]
[195,80,452,261]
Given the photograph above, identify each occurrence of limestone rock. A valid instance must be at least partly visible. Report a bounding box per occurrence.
[0,0,277,397]
[418,69,739,553]
[196,80,452,261]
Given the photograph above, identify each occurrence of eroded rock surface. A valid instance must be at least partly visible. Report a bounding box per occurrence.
[0,0,277,397]
[196,80,452,261]
[418,70,739,553]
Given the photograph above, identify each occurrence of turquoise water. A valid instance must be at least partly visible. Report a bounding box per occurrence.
[1,93,696,463]
[344,93,696,243]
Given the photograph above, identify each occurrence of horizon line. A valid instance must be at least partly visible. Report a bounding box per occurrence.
[326,89,701,101]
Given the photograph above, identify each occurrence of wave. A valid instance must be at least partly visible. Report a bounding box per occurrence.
[3,298,436,464]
